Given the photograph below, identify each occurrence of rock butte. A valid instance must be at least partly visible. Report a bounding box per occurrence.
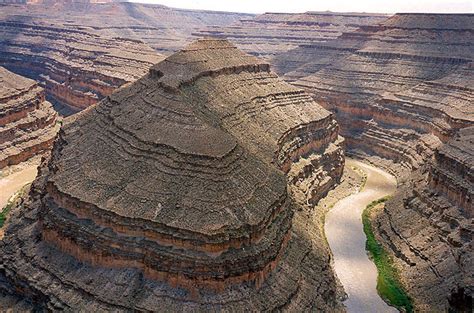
[0,39,345,311]
[0,16,164,115]
[0,66,59,169]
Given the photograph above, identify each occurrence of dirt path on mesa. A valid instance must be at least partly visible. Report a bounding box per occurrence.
[325,159,397,313]
[0,164,38,210]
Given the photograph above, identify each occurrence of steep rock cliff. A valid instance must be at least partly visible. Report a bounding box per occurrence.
[374,127,473,311]
[0,19,164,114]
[0,66,59,168]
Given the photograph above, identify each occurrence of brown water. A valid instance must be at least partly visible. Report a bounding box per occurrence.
[325,159,397,313]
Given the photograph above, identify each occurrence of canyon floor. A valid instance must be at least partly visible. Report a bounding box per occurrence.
[325,159,397,312]
[0,159,39,210]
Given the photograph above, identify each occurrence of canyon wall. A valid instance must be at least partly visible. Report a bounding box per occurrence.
[289,13,473,178]
[0,39,344,311]
[0,66,59,168]
[0,19,164,114]
[196,12,387,59]
[276,13,474,310]
[0,2,252,55]
[374,127,473,311]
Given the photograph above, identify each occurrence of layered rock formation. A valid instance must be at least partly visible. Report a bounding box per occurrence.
[196,12,388,59]
[0,18,164,114]
[268,13,474,310]
[0,39,344,311]
[0,66,59,169]
[290,13,473,177]
[374,127,473,311]
[0,1,252,55]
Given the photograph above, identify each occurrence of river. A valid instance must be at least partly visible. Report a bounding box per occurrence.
[325,159,397,312]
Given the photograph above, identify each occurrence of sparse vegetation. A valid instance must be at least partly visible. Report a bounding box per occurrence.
[0,184,29,228]
[362,196,414,313]
[0,198,14,228]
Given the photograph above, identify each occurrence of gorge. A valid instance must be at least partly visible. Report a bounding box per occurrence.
[0,2,472,312]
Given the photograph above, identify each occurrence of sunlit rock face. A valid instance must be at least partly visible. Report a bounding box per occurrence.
[0,39,344,311]
[280,13,473,177]
[0,66,59,168]
[0,19,164,115]
[196,11,388,60]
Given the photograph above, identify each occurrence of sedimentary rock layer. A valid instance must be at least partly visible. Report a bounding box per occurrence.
[291,13,474,176]
[196,12,388,59]
[0,66,59,168]
[0,18,164,114]
[374,127,473,311]
[275,13,473,310]
[0,39,344,311]
[0,2,252,55]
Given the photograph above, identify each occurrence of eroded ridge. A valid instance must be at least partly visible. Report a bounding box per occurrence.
[0,66,59,168]
[0,20,164,114]
[0,39,344,311]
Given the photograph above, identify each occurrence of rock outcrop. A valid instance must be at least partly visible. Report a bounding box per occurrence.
[290,13,473,177]
[0,39,344,311]
[374,127,473,311]
[0,66,59,169]
[0,18,164,114]
[196,12,388,59]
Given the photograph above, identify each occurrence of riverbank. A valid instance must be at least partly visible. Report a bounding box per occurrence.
[363,197,413,312]
[0,159,40,239]
[325,159,397,312]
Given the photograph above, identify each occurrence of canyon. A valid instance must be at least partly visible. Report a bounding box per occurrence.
[273,12,473,311]
[0,2,472,311]
[288,13,473,177]
[196,12,388,59]
[0,39,345,311]
[0,18,164,114]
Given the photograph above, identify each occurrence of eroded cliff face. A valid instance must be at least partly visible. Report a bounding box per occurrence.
[0,67,59,168]
[374,127,473,311]
[196,12,388,60]
[0,39,344,311]
[0,19,164,114]
[271,13,473,310]
[288,14,473,178]
[0,2,252,55]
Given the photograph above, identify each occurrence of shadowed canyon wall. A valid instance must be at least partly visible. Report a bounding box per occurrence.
[374,127,473,311]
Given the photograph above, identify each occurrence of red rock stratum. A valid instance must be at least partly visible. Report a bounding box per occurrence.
[0,66,59,169]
